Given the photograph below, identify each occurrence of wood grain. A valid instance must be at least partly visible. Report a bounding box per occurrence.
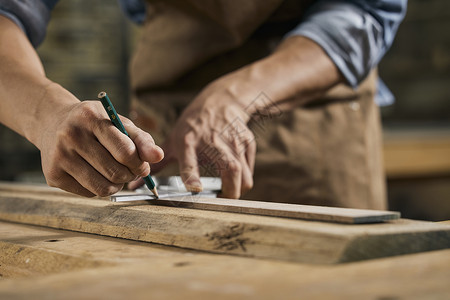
[0,182,449,264]
[112,194,400,224]
[3,182,400,224]
[0,221,449,300]
[0,221,191,278]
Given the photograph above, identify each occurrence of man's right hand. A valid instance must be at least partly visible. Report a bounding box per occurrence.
[38,99,164,197]
[0,16,164,198]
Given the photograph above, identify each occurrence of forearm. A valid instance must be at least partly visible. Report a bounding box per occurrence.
[0,16,78,148]
[211,36,344,117]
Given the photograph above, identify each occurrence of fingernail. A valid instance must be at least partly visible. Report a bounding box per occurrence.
[185,183,203,193]
[156,146,164,159]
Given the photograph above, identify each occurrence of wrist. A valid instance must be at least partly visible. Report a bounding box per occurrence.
[218,36,344,116]
[26,82,80,149]
[211,63,275,118]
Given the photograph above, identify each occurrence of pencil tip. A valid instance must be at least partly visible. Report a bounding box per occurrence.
[151,188,159,199]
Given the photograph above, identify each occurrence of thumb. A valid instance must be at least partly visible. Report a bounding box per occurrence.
[126,137,174,190]
[127,156,175,190]
[122,118,164,164]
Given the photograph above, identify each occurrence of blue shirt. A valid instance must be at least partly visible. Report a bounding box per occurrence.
[0,0,407,105]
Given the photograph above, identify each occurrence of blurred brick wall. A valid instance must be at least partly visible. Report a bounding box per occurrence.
[38,0,135,114]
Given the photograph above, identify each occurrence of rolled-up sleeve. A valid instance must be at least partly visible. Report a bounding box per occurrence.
[285,0,407,88]
[0,0,58,47]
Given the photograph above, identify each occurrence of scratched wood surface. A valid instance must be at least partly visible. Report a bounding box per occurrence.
[0,182,449,264]
[0,221,449,299]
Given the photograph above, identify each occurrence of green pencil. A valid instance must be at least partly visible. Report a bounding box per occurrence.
[98,91,159,198]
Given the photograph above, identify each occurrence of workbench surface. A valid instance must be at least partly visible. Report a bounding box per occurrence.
[0,221,449,299]
[0,182,449,299]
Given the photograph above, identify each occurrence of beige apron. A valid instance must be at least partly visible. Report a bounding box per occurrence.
[129,0,386,209]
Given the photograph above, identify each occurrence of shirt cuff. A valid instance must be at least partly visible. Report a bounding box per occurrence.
[284,2,384,88]
[0,0,52,47]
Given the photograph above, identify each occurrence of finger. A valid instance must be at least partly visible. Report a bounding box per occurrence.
[238,149,254,195]
[126,139,177,190]
[219,157,242,199]
[239,138,256,196]
[217,131,256,198]
[93,118,149,178]
[77,139,138,184]
[47,172,95,198]
[210,140,242,199]
[127,156,176,190]
[121,117,164,164]
[245,139,256,174]
[62,153,123,197]
[148,139,176,174]
[229,133,254,195]
[179,134,202,192]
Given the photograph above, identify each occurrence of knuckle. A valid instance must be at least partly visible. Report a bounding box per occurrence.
[44,168,63,187]
[46,177,59,188]
[96,188,109,197]
[68,103,103,134]
[52,149,73,173]
[120,116,133,127]
[96,188,110,197]
[226,161,241,174]
[182,132,195,147]
[77,102,99,120]
[95,183,122,197]
[53,146,67,160]
[58,124,84,145]
[133,163,149,177]
[106,166,129,184]
[115,142,137,165]
[247,138,256,152]
[110,184,124,195]
[242,178,254,192]
[246,130,255,141]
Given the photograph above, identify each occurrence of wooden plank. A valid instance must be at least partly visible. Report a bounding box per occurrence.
[0,182,449,264]
[0,221,449,299]
[1,182,400,224]
[112,193,400,224]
